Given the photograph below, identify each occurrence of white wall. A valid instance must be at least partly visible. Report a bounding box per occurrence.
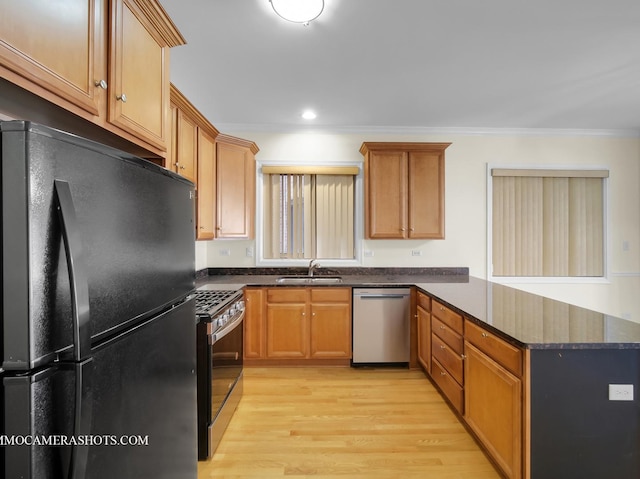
[197,129,640,321]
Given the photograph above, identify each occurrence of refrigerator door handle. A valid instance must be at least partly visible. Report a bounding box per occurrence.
[54,179,92,361]
[61,358,94,479]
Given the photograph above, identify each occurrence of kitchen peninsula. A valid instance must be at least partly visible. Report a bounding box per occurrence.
[198,268,640,479]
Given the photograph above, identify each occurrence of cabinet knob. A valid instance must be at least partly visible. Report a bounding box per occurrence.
[440,371,447,376]
[440,325,445,330]
[461,354,467,360]
[116,93,127,103]
[440,306,445,311]
[410,228,415,232]
[400,227,406,231]
[481,332,488,338]
[95,79,108,89]
[302,312,305,316]
[440,345,445,350]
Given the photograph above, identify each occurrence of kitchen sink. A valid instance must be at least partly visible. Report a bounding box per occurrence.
[276,276,343,284]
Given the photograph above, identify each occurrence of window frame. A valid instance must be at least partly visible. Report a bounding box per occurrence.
[486,163,611,284]
[256,160,364,267]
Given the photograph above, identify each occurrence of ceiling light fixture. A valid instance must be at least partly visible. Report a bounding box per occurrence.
[302,110,317,120]
[269,0,324,25]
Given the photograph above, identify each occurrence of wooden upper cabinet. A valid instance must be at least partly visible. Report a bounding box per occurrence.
[360,142,450,239]
[109,0,173,150]
[216,135,258,239]
[0,0,184,157]
[196,129,216,240]
[0,0,106,116]
[176,109,198,184]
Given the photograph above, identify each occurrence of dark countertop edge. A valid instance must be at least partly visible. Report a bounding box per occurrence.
[195,271,640,351]
[200,266,469,277]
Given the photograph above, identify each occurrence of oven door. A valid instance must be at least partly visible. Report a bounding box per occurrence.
[210,309,244,419]
[197,307,244,460]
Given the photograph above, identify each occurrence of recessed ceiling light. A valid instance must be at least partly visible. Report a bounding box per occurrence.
[302,110,317,120]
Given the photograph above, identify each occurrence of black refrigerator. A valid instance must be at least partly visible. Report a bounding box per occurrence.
[1,121,197,478]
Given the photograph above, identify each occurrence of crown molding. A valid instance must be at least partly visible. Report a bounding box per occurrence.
[214,123,640,138]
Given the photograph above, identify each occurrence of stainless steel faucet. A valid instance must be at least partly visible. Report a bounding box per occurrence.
[308,259,320,277]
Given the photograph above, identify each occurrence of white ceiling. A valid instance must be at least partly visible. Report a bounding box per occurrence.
[159,0,640,135]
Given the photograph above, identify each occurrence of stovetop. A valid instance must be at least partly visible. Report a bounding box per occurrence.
[194,289,242,320]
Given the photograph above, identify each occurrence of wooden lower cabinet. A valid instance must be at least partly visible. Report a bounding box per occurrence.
[464,341,523,479]
[419,290,525,479]
[310,288,352,358]
[243,288,265,359]
[244,287,352,364]
[416,292,431,373]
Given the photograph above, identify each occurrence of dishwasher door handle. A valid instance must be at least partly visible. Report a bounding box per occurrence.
[358,294,408,300]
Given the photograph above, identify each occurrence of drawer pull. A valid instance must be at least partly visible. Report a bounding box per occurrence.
[440,345,446,350]
[440,371,447,376]
[440,306,445,311]
[481,332,488,338]
[440,325,445,330]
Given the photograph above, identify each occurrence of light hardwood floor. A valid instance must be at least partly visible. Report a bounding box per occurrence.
[198,367,502,479]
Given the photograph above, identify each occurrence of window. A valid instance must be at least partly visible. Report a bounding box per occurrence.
[262,166,358,260]
[490,168,608,278]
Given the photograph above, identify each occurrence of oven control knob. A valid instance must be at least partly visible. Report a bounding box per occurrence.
[228,304,237,314]
[219,314,229,326]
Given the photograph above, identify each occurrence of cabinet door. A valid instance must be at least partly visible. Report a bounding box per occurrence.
[366,151,407,238]
[309,303,351,358]
[465,341,522,479]
[417,304,431,373]
[175,110,198,184]
[408,151,444,239]
[196,129,216,240]
[109,0,168,149]
[216,142,254,238]
[0,0,106,116]
[244,289,265,359]
[266,303,308,358]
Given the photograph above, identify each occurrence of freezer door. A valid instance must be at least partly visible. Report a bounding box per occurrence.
[2,121,196,370]
[2,298,197,479]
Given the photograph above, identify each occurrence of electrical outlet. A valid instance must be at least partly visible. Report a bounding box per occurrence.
[219,249,231,257]
[411,250,422,256]
[246,247,254,257]
[609,384,634,401]
[364,250,374,257]
[623,240,630,252]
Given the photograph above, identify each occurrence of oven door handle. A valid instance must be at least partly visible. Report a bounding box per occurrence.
[209,309,245,345]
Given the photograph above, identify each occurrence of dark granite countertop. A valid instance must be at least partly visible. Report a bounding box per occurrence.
[195,268,640,350]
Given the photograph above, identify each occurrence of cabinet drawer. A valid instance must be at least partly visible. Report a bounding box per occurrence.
[432,334,463,385]
[417,291,431,312]
[465,320,522,377]
[432,299,463,334]
[310,287,351,303]
[432,316,463,354]
[431,358,464,414]
[267,288,307,303]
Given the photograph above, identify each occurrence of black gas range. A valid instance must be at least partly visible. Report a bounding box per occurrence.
[194,286,245,460]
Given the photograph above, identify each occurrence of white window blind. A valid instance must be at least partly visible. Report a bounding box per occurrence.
[263,173,355,259]
[491,169,607,277]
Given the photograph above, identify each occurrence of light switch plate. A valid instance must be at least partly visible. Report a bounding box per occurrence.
[609,384,634,401]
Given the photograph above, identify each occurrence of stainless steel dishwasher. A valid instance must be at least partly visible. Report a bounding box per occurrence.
[352,288,411,365]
